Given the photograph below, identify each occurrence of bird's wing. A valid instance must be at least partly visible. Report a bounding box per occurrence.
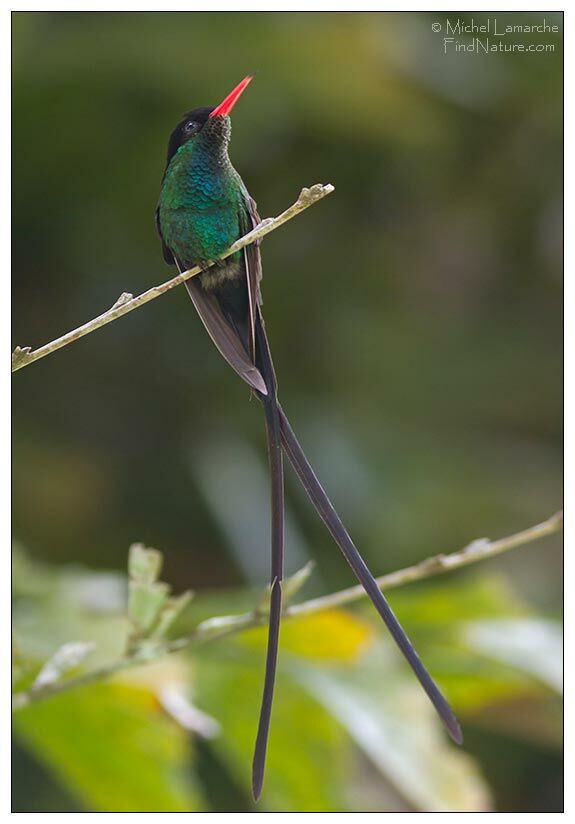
[239,187,263,361]
[184,276,267,396]
[155,205,176,266]
[156,201,266,395]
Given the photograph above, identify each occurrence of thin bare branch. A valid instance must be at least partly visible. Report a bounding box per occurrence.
[287,509,564,617]
[12,510,562,711]
[11,183,334,372]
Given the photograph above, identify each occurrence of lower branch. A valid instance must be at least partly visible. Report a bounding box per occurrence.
[11,510,562,711]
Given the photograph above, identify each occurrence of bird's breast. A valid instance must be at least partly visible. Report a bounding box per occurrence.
[159,146,243,268]
[159,203,241,270]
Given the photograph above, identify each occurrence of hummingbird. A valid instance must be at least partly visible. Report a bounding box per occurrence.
[156,75,462,801]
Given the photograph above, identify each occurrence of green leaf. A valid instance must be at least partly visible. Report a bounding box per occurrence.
[195,648,348,811]
[128,543,163,585]
[151,590,195,641]
[33,641,95,688]
[293,642,492,812]
[241,608,375,662]
[377,576,558,713]
[281,561,316,604]
[13,680,203,812]
[12,545,127,665]
[128,579,170,636]
[125,544,194,648]
[463,618,563,692]
[388,575,528,630]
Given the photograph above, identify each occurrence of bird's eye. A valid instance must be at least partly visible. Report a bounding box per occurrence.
[185,121,198,134]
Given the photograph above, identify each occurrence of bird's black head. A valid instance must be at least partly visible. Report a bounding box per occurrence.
[164,76,253,169]
[165,107,213,167]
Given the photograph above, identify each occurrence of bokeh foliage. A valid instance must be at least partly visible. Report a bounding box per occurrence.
[12,544,561,812]
[12,10,562,812]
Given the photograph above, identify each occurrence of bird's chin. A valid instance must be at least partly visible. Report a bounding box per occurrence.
[203,115,232,144]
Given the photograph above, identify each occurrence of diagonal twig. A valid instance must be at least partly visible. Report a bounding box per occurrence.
[11,183,334,372]
[11,510,562,711]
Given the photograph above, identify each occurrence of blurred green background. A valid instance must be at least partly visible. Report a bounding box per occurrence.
[12,10,562,813]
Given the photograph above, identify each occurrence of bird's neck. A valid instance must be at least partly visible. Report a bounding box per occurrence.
[162,136,238,210]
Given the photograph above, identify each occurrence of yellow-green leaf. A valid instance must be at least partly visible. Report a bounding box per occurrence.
[241,608,375,661]
[13,681,203,812]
